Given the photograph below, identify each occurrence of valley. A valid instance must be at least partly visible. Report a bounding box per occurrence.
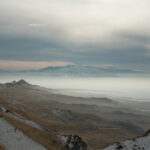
[0,80,150,149]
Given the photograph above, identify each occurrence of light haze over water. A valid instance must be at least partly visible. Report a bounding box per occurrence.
[0,75,150,101]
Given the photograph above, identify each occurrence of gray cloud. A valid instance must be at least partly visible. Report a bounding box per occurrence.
[0,0,150,71]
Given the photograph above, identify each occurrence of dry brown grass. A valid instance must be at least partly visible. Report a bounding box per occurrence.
[1,112,64,150]
[0,97,145,149]
[0,145,5,150]
[0,112,6,150]
[0,101,136,149]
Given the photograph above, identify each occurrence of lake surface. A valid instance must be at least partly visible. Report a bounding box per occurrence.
[0,75,150,101]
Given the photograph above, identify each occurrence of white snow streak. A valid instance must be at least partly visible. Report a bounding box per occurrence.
[8,113,42,130]
[103,134,150,150]
[0,106,42,130]
[0,117,47,150]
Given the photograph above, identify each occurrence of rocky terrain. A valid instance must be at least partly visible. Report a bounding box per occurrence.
[0,80,150,150]
[58,135,88,150]
[103,130,150,150]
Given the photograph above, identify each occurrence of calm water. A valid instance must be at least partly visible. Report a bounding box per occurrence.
[0,75,150,101]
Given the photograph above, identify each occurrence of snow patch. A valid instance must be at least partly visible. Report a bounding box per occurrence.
[103,134,150,150]
[0,117,47,150]
[8,113,42,130]
[0,106,8,113]
[52,109,74,122]
[0,106,42,130]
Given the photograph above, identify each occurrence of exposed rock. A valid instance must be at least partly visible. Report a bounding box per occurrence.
[103,129,150,150]
[2,79,30,87]
[58,135,88,150]
[144,129,150,136]
[0,106,9,113]
[16,79,28,85]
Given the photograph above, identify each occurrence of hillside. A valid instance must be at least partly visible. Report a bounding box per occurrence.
[0,80,150,149]
[103,130,150,150]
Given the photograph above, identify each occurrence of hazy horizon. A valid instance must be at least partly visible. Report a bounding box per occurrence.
[0,0,150,101]
[0,75,150,101]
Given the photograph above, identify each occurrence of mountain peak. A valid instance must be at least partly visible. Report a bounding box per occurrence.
[4,79,30,87]
[16,79,29,85]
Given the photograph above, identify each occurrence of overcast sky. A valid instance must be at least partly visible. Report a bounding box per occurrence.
[0,0,150,71]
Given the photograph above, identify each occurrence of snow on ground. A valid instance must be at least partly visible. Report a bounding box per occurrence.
[0,106,42,130]
[58,135,68,144]
[0,107,7,113]
[0,117,47,150]
[7,113,42,130]
[103,134,150,150]
[52,109,74,122]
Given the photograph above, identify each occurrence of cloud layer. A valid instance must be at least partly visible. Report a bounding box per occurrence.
[0,0,150,71]
[0,60,72,70]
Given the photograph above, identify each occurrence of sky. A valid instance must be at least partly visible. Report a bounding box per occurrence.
[0,0,150,71]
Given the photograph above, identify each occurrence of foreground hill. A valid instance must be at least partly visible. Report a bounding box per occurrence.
[0,116,47,150]
[103,130,150,150]
[1,104,150,150]
[1,105,150,150]
[60,131,150,150]
[0,80,150,149]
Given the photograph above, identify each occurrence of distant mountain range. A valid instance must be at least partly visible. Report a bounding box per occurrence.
[40,65,139,73]
[0,65,144,77]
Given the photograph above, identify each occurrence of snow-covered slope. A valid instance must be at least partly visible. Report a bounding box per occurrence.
[7,112,43,130]
[103,131,150,150]
[0,116,47,150]
[0,106,42,130]
[58,132,150,150]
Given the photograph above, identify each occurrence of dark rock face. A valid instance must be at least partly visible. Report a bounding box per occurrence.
[116,143,124,150]
[16,79,29,85]
[3,79,29,87]
[144,129,150,136]
[60,135,87,150]
[0,106,9,113]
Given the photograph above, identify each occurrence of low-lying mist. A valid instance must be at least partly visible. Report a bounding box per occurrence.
[0,74,150,101]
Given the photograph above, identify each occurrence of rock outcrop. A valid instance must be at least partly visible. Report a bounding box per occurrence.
[103,130,150,150]
[58,135,88,150]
